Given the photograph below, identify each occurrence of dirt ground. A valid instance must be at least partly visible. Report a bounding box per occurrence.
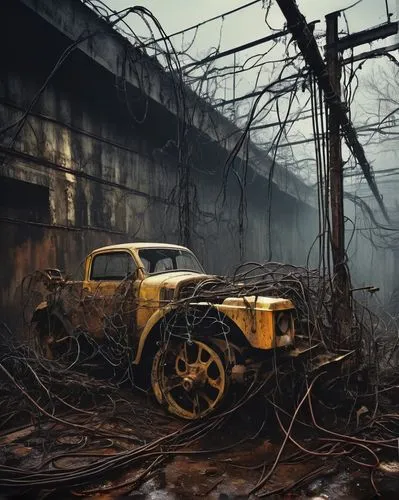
[1,384,399,500]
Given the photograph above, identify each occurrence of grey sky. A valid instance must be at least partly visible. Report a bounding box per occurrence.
[107,1,394,38]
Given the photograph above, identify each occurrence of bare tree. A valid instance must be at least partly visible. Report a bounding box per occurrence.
[360,64,399,151]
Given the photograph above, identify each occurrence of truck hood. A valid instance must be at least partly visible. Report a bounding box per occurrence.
[141,271,211,288]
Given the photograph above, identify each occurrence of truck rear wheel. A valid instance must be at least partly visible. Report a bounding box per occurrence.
[151,339,229,420]
[33,313,77,363]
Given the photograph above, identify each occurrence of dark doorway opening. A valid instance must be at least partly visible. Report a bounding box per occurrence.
[0,176,50,223]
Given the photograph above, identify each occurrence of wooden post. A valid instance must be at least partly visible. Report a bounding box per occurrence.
[326,12,350,346]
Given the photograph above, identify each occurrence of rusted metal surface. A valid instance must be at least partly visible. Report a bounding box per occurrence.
[216,296,295,349]
[0,222,119,332]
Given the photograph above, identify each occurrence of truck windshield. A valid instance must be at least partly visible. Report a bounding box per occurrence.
[138,248,204,274]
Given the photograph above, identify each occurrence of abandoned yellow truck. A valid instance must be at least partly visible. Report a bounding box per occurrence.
[31,242,297,419]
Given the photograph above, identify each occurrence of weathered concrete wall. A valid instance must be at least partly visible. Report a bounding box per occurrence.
[18,0,316,209]
[0,0,318,330]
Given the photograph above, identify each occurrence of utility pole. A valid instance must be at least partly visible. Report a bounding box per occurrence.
[232,52,236,121]
[326,11,350,346]
[326,12,344,278]
[274,0,397,346]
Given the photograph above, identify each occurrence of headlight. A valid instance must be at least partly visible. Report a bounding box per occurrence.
[275,311,292,336]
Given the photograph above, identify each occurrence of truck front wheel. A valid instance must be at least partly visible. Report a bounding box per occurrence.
[151,339,229,420]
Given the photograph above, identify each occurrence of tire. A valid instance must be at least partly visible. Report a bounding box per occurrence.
[151,339,230,420]
[34,313,78,364]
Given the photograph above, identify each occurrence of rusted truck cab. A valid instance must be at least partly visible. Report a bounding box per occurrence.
[32,243,296,419]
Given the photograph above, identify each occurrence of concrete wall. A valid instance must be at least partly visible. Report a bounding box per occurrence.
[0,0,318,330]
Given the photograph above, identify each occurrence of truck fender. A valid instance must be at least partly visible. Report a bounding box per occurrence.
[132,304,250,365]
[133,306,173,365]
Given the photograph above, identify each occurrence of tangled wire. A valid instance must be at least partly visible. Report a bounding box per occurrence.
[1,320,399,497]
[0,261,398,496]
[18,260,399,390]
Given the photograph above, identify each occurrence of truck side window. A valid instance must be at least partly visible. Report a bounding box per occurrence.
[91,252,136,281]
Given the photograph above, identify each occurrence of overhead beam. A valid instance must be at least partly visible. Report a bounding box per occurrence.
[332,22,398,51]
[342,41,399,64]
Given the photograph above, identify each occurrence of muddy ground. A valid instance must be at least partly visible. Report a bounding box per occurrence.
[1,381,399,500]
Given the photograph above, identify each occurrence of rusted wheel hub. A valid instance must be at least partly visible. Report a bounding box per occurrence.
[152,340,229,420]
[182,377,195,392]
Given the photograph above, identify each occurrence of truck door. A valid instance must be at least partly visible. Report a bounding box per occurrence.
[82,250,138,339]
